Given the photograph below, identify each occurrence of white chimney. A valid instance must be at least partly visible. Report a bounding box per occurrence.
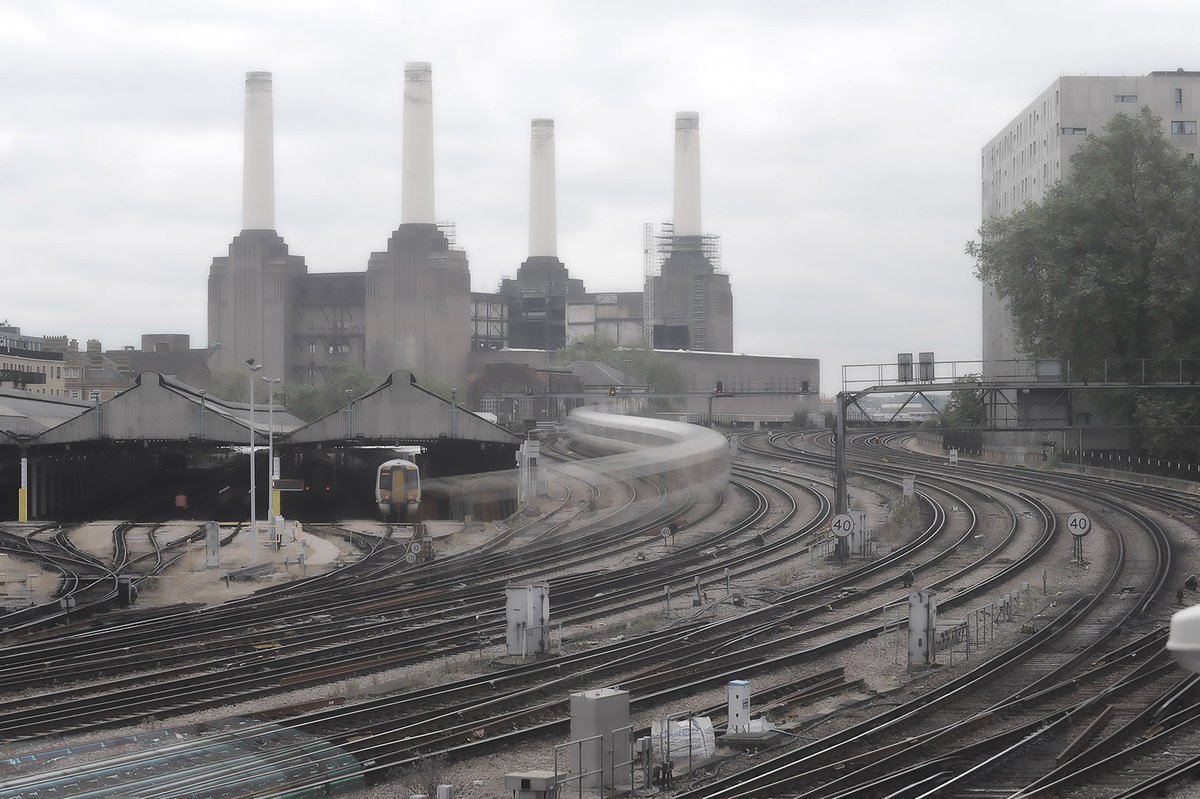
[672,111,701,237]
[242,71,275,230]
[529,119,557,257]
[402,62,435,224]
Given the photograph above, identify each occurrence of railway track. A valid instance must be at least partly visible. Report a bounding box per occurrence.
[4,420,1200,798]
[667,428,1191,798]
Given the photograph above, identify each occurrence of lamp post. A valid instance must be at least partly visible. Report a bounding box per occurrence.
[263,376,281,519]
[450,387,458,438]
[344,388,354,438]
[246,358,263,564]
[198,389,207,439]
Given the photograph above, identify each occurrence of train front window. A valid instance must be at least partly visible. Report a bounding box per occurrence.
[378,471,392,490]
[403,469,417,488]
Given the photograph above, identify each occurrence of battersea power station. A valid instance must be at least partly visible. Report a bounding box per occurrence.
[208,65,814,423]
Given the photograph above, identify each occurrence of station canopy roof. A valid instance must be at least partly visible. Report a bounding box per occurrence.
[0,389,91,443]
[12,370,517,448]
[286,370,518,445]
[33,371,305,446]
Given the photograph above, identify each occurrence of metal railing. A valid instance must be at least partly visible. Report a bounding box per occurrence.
[843,357,1200,391]
[553,724,635,798]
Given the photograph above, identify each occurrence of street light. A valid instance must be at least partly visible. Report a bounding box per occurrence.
[198,389,207,439]
[450,387,458,438]
[246,358,263,565]
[344,388,354,438]
[263,376,281,520]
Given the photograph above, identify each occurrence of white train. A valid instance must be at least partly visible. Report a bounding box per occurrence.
[375,459,421,521]
[565,408,730,491]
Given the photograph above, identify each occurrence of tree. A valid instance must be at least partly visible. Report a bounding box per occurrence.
[208,364,386,421]
[208,368,271,403]
[555,335,624,365]
[967,109,1200,446]
[554,335,685,412]
[936,375,984,429]
[967,108,1200,367]
[278,364,383,421]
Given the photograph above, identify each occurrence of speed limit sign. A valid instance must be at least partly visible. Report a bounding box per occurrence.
[830,513,856,538]
[1067,512,1092,537]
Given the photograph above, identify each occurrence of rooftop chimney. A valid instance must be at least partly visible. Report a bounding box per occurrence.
[242,71,275,231]
[402,62,435,224]
[672,112,701,237]
[529,119,557,257]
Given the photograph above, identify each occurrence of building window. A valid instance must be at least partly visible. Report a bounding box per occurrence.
[1062,127,1087,135]
[308,342,317,354]
[1116,94,1137,103]
[479,391,498,414]
[1172,121,1197,134]
[1177,88,1184,112]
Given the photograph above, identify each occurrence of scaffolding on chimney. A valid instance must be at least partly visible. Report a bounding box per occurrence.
[691,277,708,351]
[656,223,723,273]
[642,223,657,346]
[436,221,459,251]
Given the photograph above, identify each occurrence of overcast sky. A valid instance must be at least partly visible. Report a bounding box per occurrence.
[3,1,1198,393]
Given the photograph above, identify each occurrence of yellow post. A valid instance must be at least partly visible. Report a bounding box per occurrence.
[17,488,27,523]
[271,489,281,518]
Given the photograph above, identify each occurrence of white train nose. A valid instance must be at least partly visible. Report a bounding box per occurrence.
[1168,605,1200,673]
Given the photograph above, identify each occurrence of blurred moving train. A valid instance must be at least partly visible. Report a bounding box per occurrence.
[565,408,730,491]
[376,459,421,521]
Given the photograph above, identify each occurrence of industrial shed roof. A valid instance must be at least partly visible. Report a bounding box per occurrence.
[34,371,305,446]
[0,390,91,443]
[286,370,519,445]
[565,361,629,388]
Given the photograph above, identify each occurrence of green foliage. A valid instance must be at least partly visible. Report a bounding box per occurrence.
[416,378,459,403]
[968,108,1200,363]
[208,369,270,403]
[1129,392,1200,452]
[967,109,1200,445]
[209,364,386,422]
[888,496,924,536]
[554,335,685,412]
[1044,447,1060,470]
[555,335,623,364]
[937,374,983,428]
[278,364,383,421]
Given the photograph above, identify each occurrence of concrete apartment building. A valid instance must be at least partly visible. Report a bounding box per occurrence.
[981,69,1200,461]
